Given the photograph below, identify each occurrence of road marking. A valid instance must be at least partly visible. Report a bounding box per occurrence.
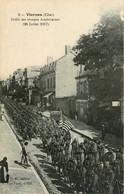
[4,116,49,194]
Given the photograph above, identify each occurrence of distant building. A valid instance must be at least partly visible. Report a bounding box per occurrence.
[75,65,96,121]
[39,45,80,115]
[56,45,78,98]
[15,69,23,86]
[40,56,56,108]
[55,45,79,116]
[25,66,42,88]
[23,66,42,104]
[40,56,55,93]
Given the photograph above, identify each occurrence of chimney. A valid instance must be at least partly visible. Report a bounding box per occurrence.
[47,56,53,65]
[65,45,71,55]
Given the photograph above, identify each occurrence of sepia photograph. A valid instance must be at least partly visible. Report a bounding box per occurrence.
[0,0,123,193]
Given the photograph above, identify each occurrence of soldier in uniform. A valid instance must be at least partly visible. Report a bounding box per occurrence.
[76,143,85,165]
[67,157,77,189]
[105,166,115,194]
[58,151,65,175]
[71,138,78,158]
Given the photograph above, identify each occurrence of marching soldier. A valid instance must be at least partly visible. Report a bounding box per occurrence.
[3,97,123,194]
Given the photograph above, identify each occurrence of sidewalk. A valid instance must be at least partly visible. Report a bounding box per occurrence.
[5,110,74,194]
[67,117,123,150]
[0,116,48,194]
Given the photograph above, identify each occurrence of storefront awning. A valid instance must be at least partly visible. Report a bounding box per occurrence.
[43,93,53,98]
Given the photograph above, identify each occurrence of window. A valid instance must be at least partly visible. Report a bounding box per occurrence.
[50,78,52,88]
[47,78,49,89]
[53,77,55,88]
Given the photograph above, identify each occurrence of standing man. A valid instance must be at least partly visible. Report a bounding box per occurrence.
[1,103,5,121]
[102,124,106,140]
[20,142,29,166]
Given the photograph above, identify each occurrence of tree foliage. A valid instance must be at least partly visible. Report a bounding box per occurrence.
[73,9,123,71]
[73,9,123,101]
[73,9,123,130]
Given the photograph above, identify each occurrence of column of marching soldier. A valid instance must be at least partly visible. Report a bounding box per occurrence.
[2,97,123,194]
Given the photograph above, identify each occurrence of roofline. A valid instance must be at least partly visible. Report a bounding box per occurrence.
[41,50,75,71]
[53,50,75,63]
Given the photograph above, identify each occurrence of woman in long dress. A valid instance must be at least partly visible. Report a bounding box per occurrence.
[0,157,9,183]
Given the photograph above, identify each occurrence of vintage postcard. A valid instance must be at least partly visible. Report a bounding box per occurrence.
[0,0,123,193]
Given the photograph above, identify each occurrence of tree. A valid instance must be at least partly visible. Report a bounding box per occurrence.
[73,9,123,72]
[73,9,123,134]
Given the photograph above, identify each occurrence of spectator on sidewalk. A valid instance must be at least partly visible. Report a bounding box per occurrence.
[1,106,4,121]
[0,157,9,183]
[20,142,29,166]
[102,124,106,140]
[0,103,4,121]
[75,111,78,120]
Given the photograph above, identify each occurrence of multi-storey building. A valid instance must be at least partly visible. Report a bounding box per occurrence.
[39,45,80,115]
[55,45,80,116]
[15,69,23,86]
[75,66,96,121]
[39,57,56,108]
[24,66,41,89]
[40,57,55,94]
[23,66,42,104]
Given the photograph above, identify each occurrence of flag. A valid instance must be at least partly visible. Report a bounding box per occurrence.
[62,119,74,131]
[58,110,63,128]
[58,110,74,131]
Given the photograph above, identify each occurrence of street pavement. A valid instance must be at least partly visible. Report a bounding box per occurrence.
[0,117,48,194]
[42,110,123,149]
[42,111,99,142]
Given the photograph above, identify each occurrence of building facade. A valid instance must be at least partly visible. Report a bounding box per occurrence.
[75,66,96,121]
[55,45,80,116]
[25,66,41,89]
[14,69,23,86]
[38,45,79,114]
[39,57,56,108]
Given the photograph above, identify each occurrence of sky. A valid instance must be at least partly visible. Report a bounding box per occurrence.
[0,0,123,80]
